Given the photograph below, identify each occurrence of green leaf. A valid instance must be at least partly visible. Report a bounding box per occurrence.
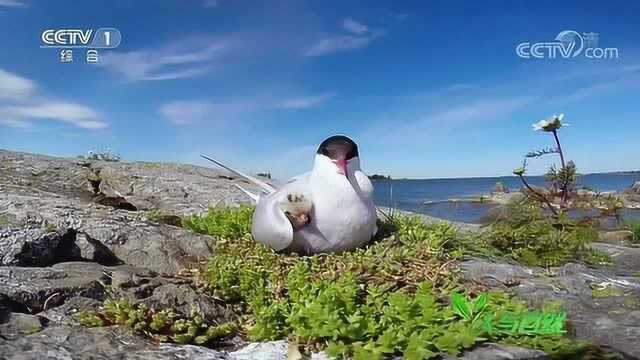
[194,335,209,345]
[450,293,472,321]
[472,293,488,314]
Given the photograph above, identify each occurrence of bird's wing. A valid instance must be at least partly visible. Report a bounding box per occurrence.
[251,190,294,251]
[353,170,375,199]
[285,171,310,184]
[201,154,277,195]
[252,176,314,251]
[234,184,260,202]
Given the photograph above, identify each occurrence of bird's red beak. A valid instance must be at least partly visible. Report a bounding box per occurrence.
[333,158,348,177]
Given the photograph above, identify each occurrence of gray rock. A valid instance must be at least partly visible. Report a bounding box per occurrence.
[1,149,261,274]
[0,260,232,326]
[0,295,9,325]
[134,283,234,323]
[0,227,69,267]
[591,242,640,273]
[39,297,102,326]
[630,181,640,195]
[485,192,525,206]
[0,262,108,313]
[0,326,228,360]
[0,313,45,340]
[462,257,640,357]
[229,340,288,360]
[598,230,635,245]
[228,341,551,360]
[0,149,257,214]
[0,190,218,273]
[460,258,534,287]
[0,227,120,267]
[442,343,548,359]
[106,264,233,324]
[0,193,216,273]
[492,182,510,194]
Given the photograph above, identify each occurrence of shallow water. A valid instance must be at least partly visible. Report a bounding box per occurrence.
[372,173,640,224]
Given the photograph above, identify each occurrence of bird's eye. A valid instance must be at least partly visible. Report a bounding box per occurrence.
[285,211,291,215]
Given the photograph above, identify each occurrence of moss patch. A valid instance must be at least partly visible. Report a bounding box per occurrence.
[591,287,624,298]
[76,298,235,345]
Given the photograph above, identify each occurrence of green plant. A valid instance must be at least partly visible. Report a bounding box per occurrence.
[194,206,577,358]
[451,292,489,325]
[182,205,253,239]
[477,201,609,267]
[515,113,575,215]
[76,298,235,345]
[627,221,640,243]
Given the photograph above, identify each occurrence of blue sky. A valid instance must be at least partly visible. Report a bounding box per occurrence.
[0,0,638,179]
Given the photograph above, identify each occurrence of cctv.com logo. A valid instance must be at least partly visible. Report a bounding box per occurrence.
[516,30,619,59]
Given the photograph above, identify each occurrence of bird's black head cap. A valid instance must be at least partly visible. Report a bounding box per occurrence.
[316,135,359,160]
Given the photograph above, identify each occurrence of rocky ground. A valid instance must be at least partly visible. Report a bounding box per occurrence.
[479,181,640,210]
[1,149,639,359]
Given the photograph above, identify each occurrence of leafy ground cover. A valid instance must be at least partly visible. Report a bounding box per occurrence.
[183,206,586,359]
[79,205,606,358]
[77,298,235,345]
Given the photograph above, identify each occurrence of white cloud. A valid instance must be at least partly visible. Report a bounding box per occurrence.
[160,100,214,125]
[139,66,212,81]
[305,18,382,57]
[305,35,372,57]
[0,0,26,7]
[0,69,107,130]
[363,96,536,144]
[0,118,31,128]
[423,97,535,125]
[555,75,640,104]
[0,102,107,129]
[0,69,36,100]
[99,38,232,81]
[275,93,335,109]
[160,92,335,125]
[342,18,368,35]
[159,98,261,126]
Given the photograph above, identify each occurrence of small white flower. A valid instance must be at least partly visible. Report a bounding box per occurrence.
[532,113,569,132]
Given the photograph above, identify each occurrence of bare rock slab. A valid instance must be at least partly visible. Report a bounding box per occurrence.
[0,262,108,313]
[0,326,228,360]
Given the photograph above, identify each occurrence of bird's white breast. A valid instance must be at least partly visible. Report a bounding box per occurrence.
[291,170,377,253]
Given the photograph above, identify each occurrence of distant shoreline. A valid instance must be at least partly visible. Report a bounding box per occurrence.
[370,170,640,182]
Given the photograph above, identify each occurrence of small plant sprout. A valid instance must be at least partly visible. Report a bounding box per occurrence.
[451,292,489,325]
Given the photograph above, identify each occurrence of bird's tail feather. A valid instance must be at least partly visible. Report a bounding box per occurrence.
[200,154,276,194]
[234,184,260,203]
